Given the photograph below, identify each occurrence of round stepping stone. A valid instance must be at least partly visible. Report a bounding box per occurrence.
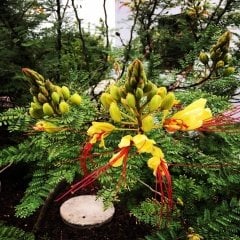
[60,195,115,228]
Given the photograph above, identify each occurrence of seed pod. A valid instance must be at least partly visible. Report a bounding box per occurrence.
[69,93,82,105]
[100,93,114,109]
[59,101,70,114]
[109,102,121,122]
[161,92,175,110]
[157,87,167,98]
[43,103,54,116]
[51,92,60,104]
[216,60,225,68]
[141,115,154,132]
[38,92,48,103]
[110,85,121,101]
[61,86,71,100]
[135,87,143,100]
[199,52,209,65]
[223,66,235,76]
[39,86,49,97]
[29,107,44,119]
[126,93,136,108]
[148,94,162,112]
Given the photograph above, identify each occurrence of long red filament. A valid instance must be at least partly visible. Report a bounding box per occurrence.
[199,105,240,132]
[56,146,130,202]
[79,142,93,176]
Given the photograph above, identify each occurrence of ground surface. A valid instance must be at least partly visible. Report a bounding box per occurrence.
[0,165,151,240]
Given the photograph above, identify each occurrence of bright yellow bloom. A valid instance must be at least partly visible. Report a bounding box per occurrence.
[164,98,212,132]
[147,146,165,175]
[118,135,133,148]
[87,122,115,147]
[132,134,156,153]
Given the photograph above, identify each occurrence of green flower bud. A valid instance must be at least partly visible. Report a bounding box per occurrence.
[110,85,121,101]
[43,103,54,116]
[100,93,114,109]
[148,95,162,112]
[69,93,82,105]
[61,86,71,100]
[29,86,39,95]
[141,115,154,132]
[135,87,144,100]
[39,86,49,97]
[109,102,121,122]
[216,60,225,68]
[59,101,70,114]
[126,93,136,108]
[31,101,42,110]
[223,66,235,76]
[199,52,209,65]
[147,85,158,102]
[161,92,175,110]
[29,107,44,119]
[157,87,167,98]
[51,92,60,104]
[223,53,232,63]
[38,92,48,103]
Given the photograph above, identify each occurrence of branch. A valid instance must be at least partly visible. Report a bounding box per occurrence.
[71,0,90,72]
[103,0,110,48]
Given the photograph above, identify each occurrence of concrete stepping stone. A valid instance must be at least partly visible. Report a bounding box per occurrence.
[60,195,115,228]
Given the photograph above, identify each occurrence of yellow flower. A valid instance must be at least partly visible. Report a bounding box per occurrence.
[164,98,212,132]
[147,146,165,175]
[87,122,115,147]
[118,135,133,148]
[132,134,156,153]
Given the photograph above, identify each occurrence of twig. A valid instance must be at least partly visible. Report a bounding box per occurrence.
[137,178,161,197]
[0,161,13,174]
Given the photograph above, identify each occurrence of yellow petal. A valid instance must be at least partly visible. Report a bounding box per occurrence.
[151,146,164,158]
[109,152,124,167]
[118,135,132,148]
[133,134,156,153]
[147,156,160,175]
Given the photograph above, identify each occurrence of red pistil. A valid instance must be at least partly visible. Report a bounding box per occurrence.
[156,161,173,210]
[55,146,130,202]
[79,142,93,176]
[199,105,240,132]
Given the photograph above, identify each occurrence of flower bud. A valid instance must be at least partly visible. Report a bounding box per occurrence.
[51,92,60,104]
[29,86,39,95]
[31,101,42,110]
[148,95,162,112]
[223,53,232,63]
[61,86,71,100]
[223,66,235,76]
[45,79,55,91]
[69,93,82,105]
[38,92,48,103]
[141,115,154,132]
[135,87,143,100]
[59,101,70,114]
[39,86,49,97]
[109,102,121,122]
[43,103,54,116]
[126,93,136,108]
[161,92,175,110]
[216,60,224,68]
[29,107,43,119]
[199,52,209,65]
[147,85,158,102]
[110,85,121,101]
[100,93,114,109]
[157,87,167,98]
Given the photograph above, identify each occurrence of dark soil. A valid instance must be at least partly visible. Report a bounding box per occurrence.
[0,165,152,240]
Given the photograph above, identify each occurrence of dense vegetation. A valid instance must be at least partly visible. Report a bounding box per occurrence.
[0,0,240,239]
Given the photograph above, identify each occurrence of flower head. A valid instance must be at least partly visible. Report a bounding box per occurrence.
[164,98,212,132]
[87,122,115,147]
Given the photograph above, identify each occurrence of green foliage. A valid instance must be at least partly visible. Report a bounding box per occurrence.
[0,223,35,240]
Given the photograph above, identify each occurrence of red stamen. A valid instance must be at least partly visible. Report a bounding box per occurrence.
[199,105,240,132]
[79,142,93,176]
[55,146,130,202]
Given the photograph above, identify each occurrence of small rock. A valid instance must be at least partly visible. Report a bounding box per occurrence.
[60,195,115,229]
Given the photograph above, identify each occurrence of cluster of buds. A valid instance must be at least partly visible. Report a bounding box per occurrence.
[22,68,82,119]
[199,31,235,77]
[186,1,208,19]
[100,59,176,133]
